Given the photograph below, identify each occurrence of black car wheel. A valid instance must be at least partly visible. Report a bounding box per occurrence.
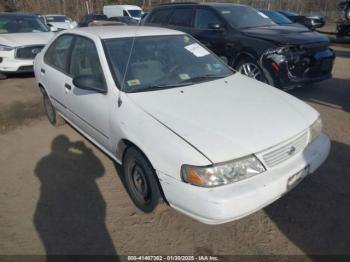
[43,93,65,126]
[123,147,161,213]
[346,7,350,20]
[0,73,7,80]
[236,58,266,83]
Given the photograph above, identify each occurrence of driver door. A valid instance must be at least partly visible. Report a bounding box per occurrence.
[64,36,111,149]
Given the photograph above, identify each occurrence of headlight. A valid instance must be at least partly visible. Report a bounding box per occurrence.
[0,45,14,51]
[309,117,323,144]
[181,155,266,187]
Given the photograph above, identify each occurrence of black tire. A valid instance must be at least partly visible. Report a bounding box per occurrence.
[43,93,65,126]
[235,57,268,84]
[345,7,350,21]
[0,73,7,80]
[123,147,161,213]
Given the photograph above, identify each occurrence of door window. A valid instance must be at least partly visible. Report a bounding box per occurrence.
[44,34,74,73]
[195,9,222,30]
[69,36,104,86]
[149,9,172,24]
[168,8,194,27]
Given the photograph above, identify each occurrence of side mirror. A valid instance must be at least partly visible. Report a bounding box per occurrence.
[48,24,58,32]
[208,23,224,31]
[73,75,107,94]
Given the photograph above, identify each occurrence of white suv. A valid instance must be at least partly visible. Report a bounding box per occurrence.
[0,13,54,79]
[34,26,330,225]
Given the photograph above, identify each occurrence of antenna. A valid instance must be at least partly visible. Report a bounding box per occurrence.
[118,26,138,107]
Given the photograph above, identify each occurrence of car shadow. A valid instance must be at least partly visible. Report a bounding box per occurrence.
[33,135,118,258]
[288,78,350,113]
[264,140,350,254]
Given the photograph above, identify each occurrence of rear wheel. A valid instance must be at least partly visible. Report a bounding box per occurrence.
[123,147,161,213]
[43,93,65,126]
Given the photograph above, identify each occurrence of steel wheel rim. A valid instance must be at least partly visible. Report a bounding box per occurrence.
[129,162,150,204]
[238,62,263,81]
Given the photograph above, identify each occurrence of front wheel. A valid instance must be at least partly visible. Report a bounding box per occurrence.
[123,147,161,213]
[236,58,267,83]
[345,7,350,20]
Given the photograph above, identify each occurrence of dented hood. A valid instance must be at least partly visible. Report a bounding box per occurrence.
[128,74,319,163]
[242,25,329,45]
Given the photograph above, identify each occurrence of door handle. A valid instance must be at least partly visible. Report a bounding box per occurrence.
[40,68,45,74]
[65,83,72,90]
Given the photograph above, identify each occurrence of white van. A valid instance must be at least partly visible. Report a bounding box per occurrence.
[103,5,143,21]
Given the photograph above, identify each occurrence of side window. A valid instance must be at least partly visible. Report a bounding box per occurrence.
[168,8,194,27]
[69,36,104,83]
[44,34,74,73]
[149,9,172,24]
[195,9,222,30]
[123,10,128,17]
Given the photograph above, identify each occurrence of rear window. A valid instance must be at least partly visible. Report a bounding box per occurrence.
[149,9,172,24]
[168,8,194,27]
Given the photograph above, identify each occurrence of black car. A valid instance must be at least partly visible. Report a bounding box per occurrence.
[338,0,350,20]
[78,14,108,27]
[108,16,139,25]
[277,10,326,30]
[144,3,335,89]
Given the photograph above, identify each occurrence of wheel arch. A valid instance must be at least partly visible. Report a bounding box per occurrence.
[232,51,258,68]
[116,138,169,205]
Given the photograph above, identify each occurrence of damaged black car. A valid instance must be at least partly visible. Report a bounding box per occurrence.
[144,3,335,89]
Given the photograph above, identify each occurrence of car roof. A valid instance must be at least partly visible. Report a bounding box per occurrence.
[46,14,67,17]
[70,26,184,39]
[0,12,39,18]
[157,2,245,8]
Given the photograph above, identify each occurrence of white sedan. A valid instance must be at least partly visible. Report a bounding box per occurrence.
[45,15,78,30]
[34,26,330,225]
[0,13,54,79]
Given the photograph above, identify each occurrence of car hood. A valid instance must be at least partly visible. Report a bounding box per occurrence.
[242,25,329,45]
[0,32,54,47]
[49,22,76,29]
[128,74,318,163]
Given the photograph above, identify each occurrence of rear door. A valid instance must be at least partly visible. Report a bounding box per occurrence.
[166,7,195,35]
[42,34,74,116]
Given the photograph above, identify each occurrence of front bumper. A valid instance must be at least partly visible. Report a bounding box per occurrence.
[158,133,330,225]
[0,57,35,73]
[262,47,335,89]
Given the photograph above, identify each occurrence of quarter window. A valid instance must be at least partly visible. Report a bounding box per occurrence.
[44,34,74,73]
[168,8,194,27]
[69,37,104,84]
[195,9,222,30]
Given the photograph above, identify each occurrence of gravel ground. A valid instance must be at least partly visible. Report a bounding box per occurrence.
[0,45,349,257]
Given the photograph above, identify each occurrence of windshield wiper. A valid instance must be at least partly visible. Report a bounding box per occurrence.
[127,81,194,93]
[183,73,232,84]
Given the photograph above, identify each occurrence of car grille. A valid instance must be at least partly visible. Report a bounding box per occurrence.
[15,45,44,59]
[261,130,309,168]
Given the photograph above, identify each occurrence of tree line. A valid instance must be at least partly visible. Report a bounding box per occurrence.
[0,0,343,20]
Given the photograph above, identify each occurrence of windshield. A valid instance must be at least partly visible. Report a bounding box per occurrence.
[0,16,49,34]
[215,5,276,29]
[103,35,233,93]
[128,10,142,18]
[46,16,70,23]
[260,10,293,24]
[281,10,299,17]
